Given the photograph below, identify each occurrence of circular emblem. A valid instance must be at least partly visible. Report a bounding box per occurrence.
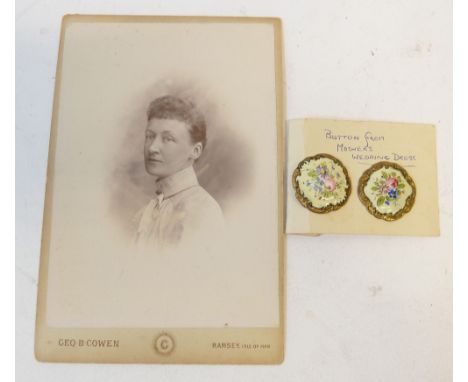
[154,333,175,355]
[292,153,351,213]
[358,161,416,221]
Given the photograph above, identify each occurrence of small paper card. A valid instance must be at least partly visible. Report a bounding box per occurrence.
[286,119,440,236]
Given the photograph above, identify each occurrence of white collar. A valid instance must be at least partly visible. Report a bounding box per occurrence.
[154,166,199,198]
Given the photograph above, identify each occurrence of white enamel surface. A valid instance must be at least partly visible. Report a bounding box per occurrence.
[296,158,348,208]
[363,167,413,215]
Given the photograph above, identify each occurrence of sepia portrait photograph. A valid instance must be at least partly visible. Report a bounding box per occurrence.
[35,15,284,364]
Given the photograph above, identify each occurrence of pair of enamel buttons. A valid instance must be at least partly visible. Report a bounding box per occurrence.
[292,154,416,221]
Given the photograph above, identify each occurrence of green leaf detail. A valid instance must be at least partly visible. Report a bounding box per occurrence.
[308,171,317,178]
[377,196,385,206]
[371,186,379,191]
[382,172,389,179]
[397,183,405,189]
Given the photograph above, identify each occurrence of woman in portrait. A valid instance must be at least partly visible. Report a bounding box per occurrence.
[134,95,224,251]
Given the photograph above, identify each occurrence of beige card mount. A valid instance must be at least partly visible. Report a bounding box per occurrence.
[35,15,284,364]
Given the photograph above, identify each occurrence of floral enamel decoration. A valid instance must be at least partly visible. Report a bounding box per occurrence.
[292,154,351,213]
[358,161,416,221]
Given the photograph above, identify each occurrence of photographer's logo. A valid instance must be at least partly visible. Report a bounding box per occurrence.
[154,333,175,355]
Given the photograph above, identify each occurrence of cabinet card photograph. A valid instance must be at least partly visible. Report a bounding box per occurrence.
[35,15,284,364]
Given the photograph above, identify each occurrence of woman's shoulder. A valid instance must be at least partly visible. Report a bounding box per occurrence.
[174,186,223,219]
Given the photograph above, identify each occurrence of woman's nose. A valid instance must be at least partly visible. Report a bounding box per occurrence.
[149,136,162,153]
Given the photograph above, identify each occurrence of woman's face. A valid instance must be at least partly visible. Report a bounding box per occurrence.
[144,118,202,179]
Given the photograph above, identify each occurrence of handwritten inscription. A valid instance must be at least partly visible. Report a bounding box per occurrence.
[325,130,360,141]
[58,338,119,348]
[364,131,385,146]
[324,129,416,162]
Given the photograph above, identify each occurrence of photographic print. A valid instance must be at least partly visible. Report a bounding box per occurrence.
[35,15,284,364]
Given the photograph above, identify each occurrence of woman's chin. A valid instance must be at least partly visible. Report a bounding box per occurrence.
[145,163,166,177]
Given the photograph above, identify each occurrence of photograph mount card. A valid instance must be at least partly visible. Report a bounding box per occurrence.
[35,15,284,364]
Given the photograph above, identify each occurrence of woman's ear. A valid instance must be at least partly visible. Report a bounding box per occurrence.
[191,142,203,161]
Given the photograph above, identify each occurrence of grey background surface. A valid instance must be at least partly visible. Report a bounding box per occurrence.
[16,0,452,381]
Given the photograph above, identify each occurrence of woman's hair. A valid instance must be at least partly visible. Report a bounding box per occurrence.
[147,95,207,149]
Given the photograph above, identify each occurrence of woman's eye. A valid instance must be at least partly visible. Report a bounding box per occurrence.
[163,136,175,142]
